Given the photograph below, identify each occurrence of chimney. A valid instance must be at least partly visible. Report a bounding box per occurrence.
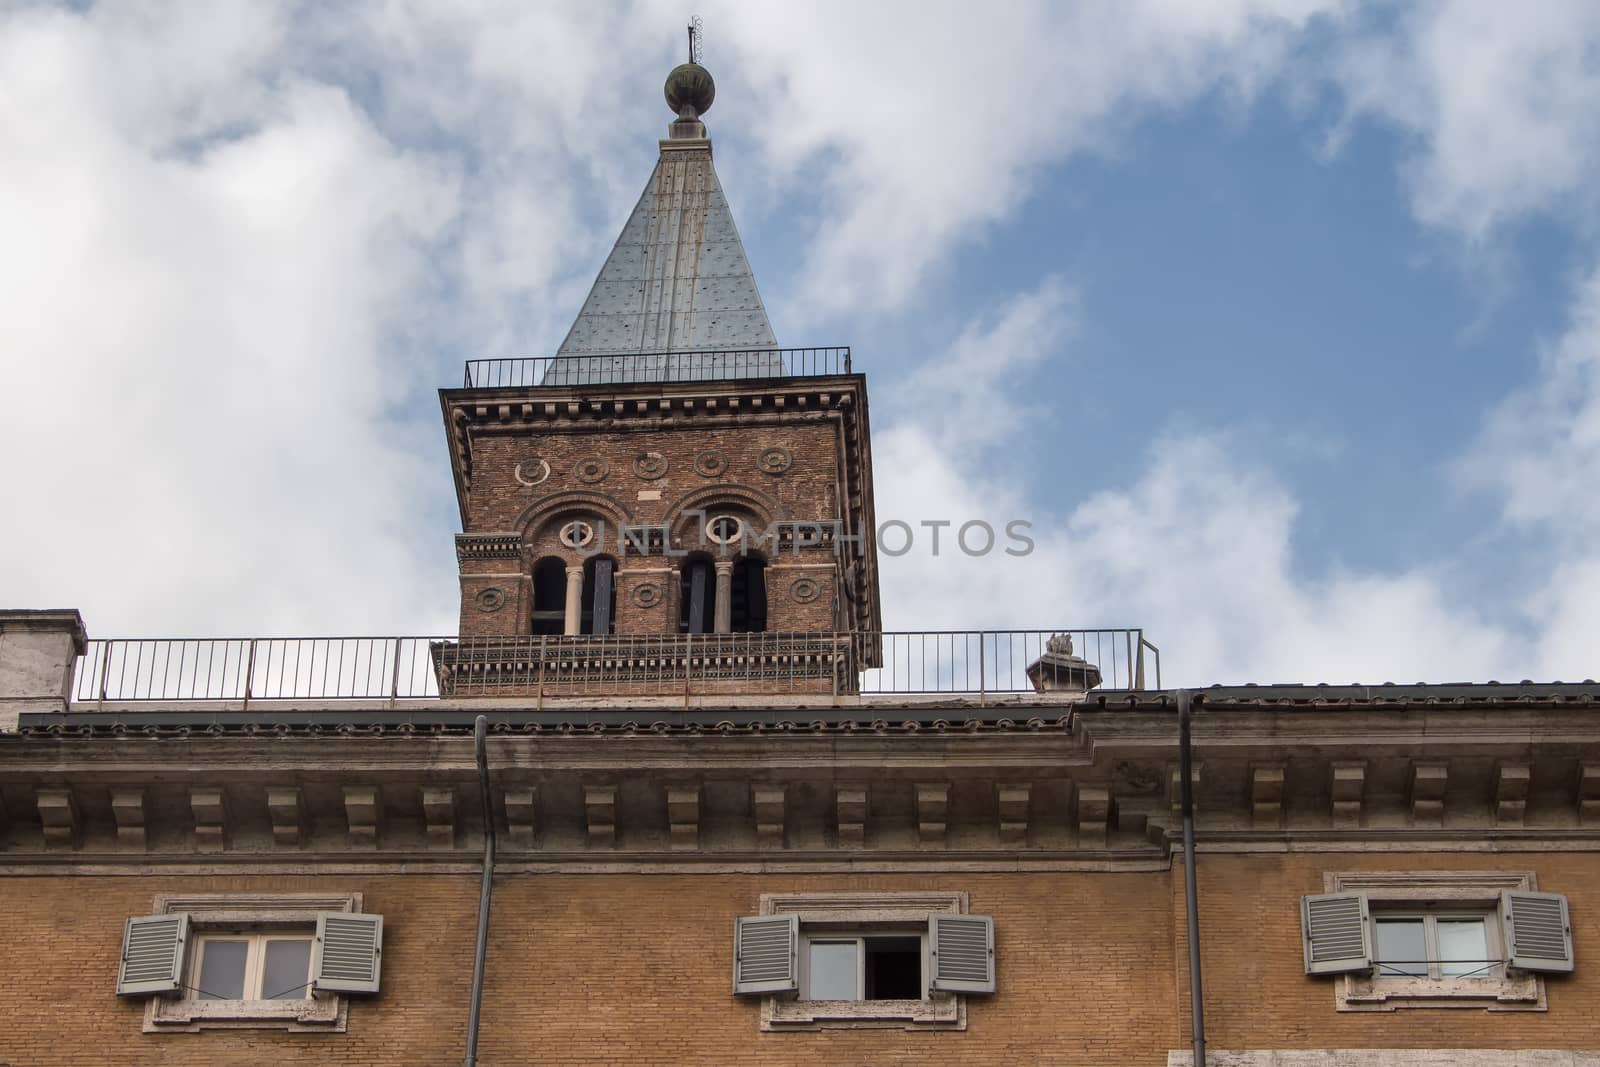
[0,609,88,731]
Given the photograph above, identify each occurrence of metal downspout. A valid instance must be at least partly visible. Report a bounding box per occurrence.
[465,714,496,1067]
[1179,690,1206,1066]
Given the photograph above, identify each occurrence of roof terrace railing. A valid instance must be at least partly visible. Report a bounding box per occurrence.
[462,346,852,389]
[69,629,1158,706]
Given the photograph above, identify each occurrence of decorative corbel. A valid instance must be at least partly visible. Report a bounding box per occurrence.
[916,783,949,846]
[1410,762,1448,827]
[752,785,786,848]
[668,786,700,851]
[1495,763,1531,827]
[423,787,457,850]
[1252,765,1286,829]
[585,785,617,848]
[111,788,147,849]
[503,787,536,850]
[835,786,866,848]
[1579,763,1600,825]
[997,783,1032,846]
[266,787,303,847]
[1076,784,1112,848]
[343,786,380,850]
[37,788,77,849]
[1330,762,1366,828]
[190,787,226,853]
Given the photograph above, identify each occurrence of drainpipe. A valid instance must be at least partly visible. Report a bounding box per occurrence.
[465,714,496,1067]
[1178,690,1206,1067]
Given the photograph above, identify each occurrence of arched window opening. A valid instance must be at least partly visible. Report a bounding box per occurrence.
[730,557,767,633]
[531,558,566,636]
[582,556,616,636]
[679,556,714,634]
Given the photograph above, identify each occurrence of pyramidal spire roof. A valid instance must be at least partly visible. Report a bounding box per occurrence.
[546,58,781,384]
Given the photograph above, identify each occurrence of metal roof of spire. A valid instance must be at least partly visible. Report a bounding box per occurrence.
[546,55,781,384]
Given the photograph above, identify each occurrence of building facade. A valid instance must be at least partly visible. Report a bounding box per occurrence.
[1,56,1597,1067]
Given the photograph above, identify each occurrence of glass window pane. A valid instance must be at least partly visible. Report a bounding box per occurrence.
[807,941,859,1000]
[1374,919,1428,976]
[262,939,314,999]
[197,940,249,1000]
[1438,919,1491,978]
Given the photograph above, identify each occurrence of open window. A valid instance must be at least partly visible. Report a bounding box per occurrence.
[531,557,566,635]
[734,893,992,1031]
[1303,872,1572,1012]
[116,895,381,1033]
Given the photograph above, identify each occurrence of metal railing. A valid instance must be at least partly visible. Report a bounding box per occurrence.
[69,629,1158,705]
[461,346,852,388]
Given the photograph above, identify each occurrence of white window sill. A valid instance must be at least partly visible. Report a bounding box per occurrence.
[765,992,963,1030]
[147,994,347,1033]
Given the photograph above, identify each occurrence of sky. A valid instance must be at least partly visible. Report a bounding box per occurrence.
[3,0,1600,687]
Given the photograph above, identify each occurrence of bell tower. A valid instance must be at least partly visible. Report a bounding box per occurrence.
[437,54,880,698]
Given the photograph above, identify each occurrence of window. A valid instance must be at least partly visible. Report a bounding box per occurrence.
[733,892,994,1031]
[195,932,315,1001]
[680,556,713,634]
[729,557,767,633]
[1302,872,1572,1012]
[115,895,382,1034]
[803,933,923,1000]
[531,557,566,635]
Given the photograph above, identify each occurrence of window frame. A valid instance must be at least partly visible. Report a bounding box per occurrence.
[799,927,929,1002]
[1323,872,1546,1012]
[192,931,316,1002]
[142,894,363,1034]
[756,892,970,1031]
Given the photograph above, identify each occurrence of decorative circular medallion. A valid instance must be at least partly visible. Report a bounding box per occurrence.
[707,515,743,545]
[631,582,664,609]
[633,452,668,480]
[574,455,609,484]
[514,458,551,487]
[789,576,821,604]
[559,520,596,549]
[476,588,507,613]
[757,447,792,475]
[693,449,727,478]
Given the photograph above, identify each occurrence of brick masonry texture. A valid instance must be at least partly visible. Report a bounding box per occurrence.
[458,418,850,639]
[3,853,1597,1065]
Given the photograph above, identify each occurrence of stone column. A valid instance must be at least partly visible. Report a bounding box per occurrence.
[0,609,88,732]
[563,566,585,635]
[713,561,734,634]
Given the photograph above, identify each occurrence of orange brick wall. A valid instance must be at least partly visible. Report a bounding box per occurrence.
[1183,851,1600,1054]
[3,854,1593,1065]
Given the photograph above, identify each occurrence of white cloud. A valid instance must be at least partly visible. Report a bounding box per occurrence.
[1328,0,1600,237]
[3,0,1599,692]
[0,4,459,634]
[703,0,1345,318]
[871,278,1522,686]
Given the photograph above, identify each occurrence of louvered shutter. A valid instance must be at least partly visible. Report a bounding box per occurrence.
[930,914,995,994]
[116,913,190,997]
[591,558,614,635]
[1301,893,1371,975]
[311,912,384,994]
[733,914,797,995]
[1502,891,1574,974]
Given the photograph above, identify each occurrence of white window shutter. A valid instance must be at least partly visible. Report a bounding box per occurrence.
[117,913,190,997]
[1502,891,1574,974]
[930,914,995,994]
[311,912,384,994]
[733,914,798,995]
[1301,893,1371,975]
